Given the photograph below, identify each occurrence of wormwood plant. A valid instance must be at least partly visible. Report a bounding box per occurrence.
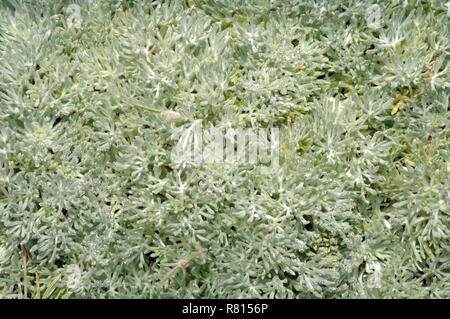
[0,0,449,298]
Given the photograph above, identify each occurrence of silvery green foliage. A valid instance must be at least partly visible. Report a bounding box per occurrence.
[0,0,448,298]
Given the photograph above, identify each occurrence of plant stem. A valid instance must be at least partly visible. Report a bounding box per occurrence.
[22,246,27,299]
[128,100,162,114]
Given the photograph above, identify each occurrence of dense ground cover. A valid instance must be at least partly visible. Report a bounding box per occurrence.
[0,0,448,298]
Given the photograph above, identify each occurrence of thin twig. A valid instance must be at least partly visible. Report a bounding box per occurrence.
[156,248,205,292]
